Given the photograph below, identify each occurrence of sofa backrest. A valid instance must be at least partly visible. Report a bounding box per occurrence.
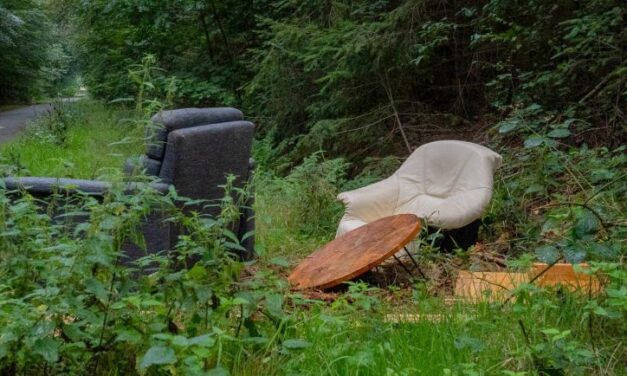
[137,108,244,177]
[159,120,254,216]
[128,108,254,216]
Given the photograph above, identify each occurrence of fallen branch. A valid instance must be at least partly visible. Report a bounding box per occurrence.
[578,72,614,105]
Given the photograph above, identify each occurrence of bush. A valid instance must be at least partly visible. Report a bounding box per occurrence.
[0,179,258,374]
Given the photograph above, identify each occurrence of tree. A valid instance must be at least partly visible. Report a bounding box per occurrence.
[0,0,76,103]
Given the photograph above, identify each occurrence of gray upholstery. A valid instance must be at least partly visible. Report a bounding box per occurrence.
[2,107,256,264]
[147,107,243,160]
[159,121,254,205]
[2,177,169,195]
[136,108,256,259]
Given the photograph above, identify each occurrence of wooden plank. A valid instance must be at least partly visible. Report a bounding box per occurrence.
[454,271,529,302]
[455,264,604,302]
[288,214,421,290]
[532,263,602,293]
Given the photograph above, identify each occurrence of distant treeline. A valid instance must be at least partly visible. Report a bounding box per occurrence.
[9,0,625,159]
[0,1,78,102]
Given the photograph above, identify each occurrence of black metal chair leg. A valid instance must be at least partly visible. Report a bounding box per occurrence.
[403,246,427,279]
[393,254,415,278]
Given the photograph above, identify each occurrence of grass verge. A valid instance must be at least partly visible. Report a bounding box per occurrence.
[0,100,143,178]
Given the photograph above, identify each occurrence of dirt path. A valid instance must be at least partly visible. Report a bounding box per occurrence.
[0,103,52,144]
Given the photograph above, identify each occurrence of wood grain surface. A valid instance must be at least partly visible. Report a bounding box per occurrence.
[288,214,421,290]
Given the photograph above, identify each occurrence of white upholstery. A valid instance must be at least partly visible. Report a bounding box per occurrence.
[336,140,502,237]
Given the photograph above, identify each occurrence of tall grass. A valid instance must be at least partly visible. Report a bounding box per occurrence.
[0,100,143,178]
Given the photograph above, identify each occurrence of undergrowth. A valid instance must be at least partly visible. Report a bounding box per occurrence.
[0,86,624,375]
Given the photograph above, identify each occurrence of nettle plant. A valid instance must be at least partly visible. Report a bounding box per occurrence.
[26,99,82,146]
[488,103,626,375]
[493,103,625,261]
[0,176,274,375]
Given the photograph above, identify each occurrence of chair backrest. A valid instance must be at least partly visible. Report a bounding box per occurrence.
[144,108,254,217]
[395,140,502,198]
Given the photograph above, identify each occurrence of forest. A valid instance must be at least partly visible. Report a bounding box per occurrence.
[0,0,625,375]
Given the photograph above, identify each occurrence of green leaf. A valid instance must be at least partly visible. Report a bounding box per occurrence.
[524,136,545,148]
[524,183,545,194]
[573,210,599,239]
[541,328,561,336]
[241,336,269,345]
[62,324,84,343]
[265,294,284,319]
[593,306,608,316]
[171,335,189,347]
[547,128,571,138]
[139,345,176,368]
[524,103,542,113]
[563,246,586,264]
[188,334,215,348]
[589,242,617,260]
[282,339,311,349]
[32,338,60,363]
[230,297,250,306]
[535,245,560,264]
[187,264,208,280]
[269,256,289,267]
[498,119,519,134]
[84,278,108,301]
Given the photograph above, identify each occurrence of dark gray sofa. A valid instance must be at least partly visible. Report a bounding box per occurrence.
[2,107,256,262]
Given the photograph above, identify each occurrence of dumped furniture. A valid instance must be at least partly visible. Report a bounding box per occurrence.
[289,214,421,289]
[531,263,602,293]
[454,271,529,303]
[336,140,502,250]
[2,107,256,262]
[454,263,603,302]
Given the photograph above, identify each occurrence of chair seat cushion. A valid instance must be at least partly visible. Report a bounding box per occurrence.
[396,189,492,229]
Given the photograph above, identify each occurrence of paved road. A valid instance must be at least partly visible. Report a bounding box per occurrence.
[0,103,53,144]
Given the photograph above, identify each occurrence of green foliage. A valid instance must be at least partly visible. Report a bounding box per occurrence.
[72,0,260,105]
[489,128,625,263]
[0,0,77,102]
[26,100,78,145]
[244,0,624,165]
[254,152,347,258]
[0,97,624,374]
[64,0,625,166]
[504,261,626,376]
[0,176,260,374]
[247,1,435,164]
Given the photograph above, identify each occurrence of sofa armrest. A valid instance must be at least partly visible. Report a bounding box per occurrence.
[2,177,170,196]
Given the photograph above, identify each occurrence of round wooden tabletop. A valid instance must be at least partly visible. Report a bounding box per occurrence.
[288,214,421,290]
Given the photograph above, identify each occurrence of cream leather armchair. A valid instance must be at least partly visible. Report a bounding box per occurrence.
[336,140,502,249]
